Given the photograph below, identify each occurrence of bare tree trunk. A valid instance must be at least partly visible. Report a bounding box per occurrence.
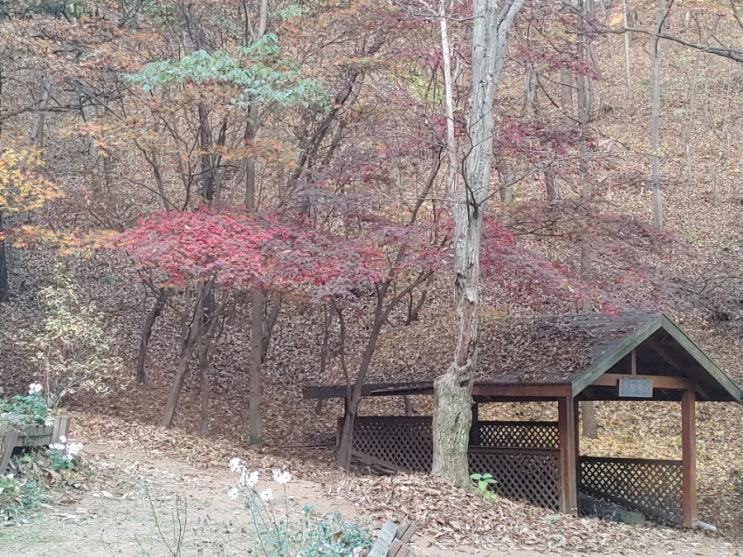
[136,287,167,384]
[432,0,525,488]
[0,211,8,303]
[684,51,702,185]
[198,103,216,203]
[162,334,199,428]
[162,282,210,427]
[650,0,667,230]
[247,287,264,445]
[198,309,221,437]
[622,0,633,97]
[577,0,598,439]
[29,75,50,147]
[336,287,389,468]
[198,338,211,436]
[319,304,333,376]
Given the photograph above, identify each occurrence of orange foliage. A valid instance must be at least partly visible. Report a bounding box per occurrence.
[0,148,62,214]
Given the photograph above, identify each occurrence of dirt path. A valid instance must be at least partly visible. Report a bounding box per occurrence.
[0,441,741,557]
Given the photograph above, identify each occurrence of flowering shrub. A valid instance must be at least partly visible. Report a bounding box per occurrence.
[227,458,371,557]
[48,436,83,471]
[0,382,49,424]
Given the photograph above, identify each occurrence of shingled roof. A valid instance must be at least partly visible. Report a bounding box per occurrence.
[304,312,741,403]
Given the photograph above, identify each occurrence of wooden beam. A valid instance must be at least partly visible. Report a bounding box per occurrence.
[681,389,697,527]
[591,373,692,390]
[303,382,435,400]
[647,337,715,401]
[558,397,578,514]
[472,383,572,399]
[573,398,580,483]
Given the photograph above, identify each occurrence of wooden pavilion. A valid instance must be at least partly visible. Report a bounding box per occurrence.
[304,312,742,527]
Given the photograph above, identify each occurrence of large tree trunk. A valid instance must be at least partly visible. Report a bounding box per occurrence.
[431,0,524,488]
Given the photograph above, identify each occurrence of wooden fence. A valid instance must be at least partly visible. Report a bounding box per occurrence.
[344,416,561,510]
[579,456,683,524]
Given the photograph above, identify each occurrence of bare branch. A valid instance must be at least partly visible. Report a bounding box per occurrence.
[607,26,743,62]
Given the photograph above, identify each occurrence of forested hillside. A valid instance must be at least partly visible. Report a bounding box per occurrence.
[1,0,742,542]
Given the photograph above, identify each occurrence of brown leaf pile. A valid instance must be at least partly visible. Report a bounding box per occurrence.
[335,473,714,554]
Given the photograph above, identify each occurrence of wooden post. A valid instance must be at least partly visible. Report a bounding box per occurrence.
[681,388,697,527]
[573,398,581,489]
[558,397,578,514]
[469,404,481,445]
[0,425,19,474]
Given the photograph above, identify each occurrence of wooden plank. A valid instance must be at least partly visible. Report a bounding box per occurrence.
[472,383,571,399]
[307,381,573,401]
[388,539,410,557]
[573,399,580,482]
[681,389,697,527]
[591,374,691,390]
[396,520,416,543]
[304,382,435,400]
[351,450,408,474]
[14,423,54,447]
[52,415,70,443]
[0,425,19,475]
[579,455,681,467]
[558,397,578,514]
[368,521,399,557]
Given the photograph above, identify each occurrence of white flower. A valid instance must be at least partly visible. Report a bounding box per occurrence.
[50,443,66,451]
[244,470,260,488]
[272,468,292,485]
[67,443,83,457]
[259,488,273,502]
[228,457,245,473]
[44,417,54,427]
[59,435,67,444]
[28,382,43,395]
[228,487,240,500]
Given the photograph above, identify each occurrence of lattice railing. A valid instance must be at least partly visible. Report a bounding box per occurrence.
[476,421,559,449]
[346,417,560,510]
[470,447,560,510]
[347,417,433,472]
[579,456,682,524]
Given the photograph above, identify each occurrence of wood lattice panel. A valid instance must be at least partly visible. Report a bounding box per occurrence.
[349,417,433,472]
[476,421,559,449]
[347,417,561,511]
[579,456,682,524]
[469,447,560,510]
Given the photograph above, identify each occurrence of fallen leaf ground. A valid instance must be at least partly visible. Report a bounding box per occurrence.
[1,411,741,557]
